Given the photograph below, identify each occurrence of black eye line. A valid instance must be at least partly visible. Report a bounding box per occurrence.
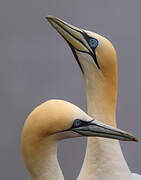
[82,31,98,49]
[71,119,94,129]
[82,32,100,70]
[62,119,94,132]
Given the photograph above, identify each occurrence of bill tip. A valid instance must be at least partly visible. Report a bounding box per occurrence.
[133,137,139,142]
[128,135,139,142]
[45,15,56,21]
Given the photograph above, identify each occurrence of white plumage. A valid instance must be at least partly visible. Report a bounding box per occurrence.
[46,16,141,180]
[132,173,141,180]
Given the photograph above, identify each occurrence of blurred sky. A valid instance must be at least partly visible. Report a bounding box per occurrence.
[0,0,141,179]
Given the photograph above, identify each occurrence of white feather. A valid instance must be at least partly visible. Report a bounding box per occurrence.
[132,173,141,180]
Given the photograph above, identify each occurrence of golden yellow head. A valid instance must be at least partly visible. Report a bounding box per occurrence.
[21,99,137,146]
[46,16,117,79]
[22,99,92,139]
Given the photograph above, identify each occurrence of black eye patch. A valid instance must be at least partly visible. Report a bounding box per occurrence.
[71,119,93,129]
[82,32,100,69]
[82,32,98,50]
[72,119,88,128]
[63,119,93,132]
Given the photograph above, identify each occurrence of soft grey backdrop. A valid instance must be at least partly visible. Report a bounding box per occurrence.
[0,0,140,179]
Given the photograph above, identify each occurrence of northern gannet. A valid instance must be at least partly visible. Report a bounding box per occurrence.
[21,99,137,180]
[46,16,141,180]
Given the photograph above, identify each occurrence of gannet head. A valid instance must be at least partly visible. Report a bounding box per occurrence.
[21,99,137,142]
[46,16,118,126]
[46,16,117,79]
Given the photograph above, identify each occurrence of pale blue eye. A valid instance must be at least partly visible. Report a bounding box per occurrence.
[89,38,98,48]
[74,119,82,127]
[73,119,87,128]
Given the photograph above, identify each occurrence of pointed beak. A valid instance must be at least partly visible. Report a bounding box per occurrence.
[72,120,138,142]
[46,15,100,71]
[46,16,92,54]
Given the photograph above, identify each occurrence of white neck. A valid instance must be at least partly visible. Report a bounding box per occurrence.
[78,138,132,180]
[25,137,64,180]
[78,80,132,180]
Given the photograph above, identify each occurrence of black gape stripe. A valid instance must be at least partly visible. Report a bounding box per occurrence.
[91,51,100,69]
[68,42,84,73]
[82,32,100,69]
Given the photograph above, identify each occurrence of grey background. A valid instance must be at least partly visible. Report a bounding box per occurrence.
[0,0,140,179]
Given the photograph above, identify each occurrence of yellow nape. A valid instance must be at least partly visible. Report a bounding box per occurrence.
[21,99,90,179]
[22,99,81,138]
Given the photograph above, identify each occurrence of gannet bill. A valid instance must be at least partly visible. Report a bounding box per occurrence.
[21,99,137,180]
[46,16,141,180]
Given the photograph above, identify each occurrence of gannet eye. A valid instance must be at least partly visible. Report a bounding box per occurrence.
[73,119,88,128]
[89,38,98,48]
[74,119,82,127]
